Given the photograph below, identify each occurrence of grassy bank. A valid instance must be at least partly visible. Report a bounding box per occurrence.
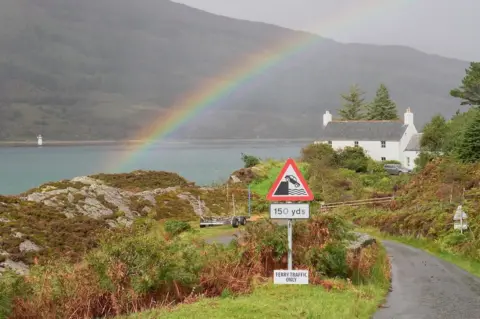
[124,237,390,319]
[1,215,391,319]
[360,227,480,278]
[125,282,385,319]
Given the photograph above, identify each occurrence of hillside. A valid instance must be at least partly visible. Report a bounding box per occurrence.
[0,170,255,273]
[0,0,469,140]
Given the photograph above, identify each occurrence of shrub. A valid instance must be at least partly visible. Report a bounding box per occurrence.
[0,270,31,319]
[88,234,203,295]
[314,243,349,278]
[367,160,386,173]
[441,232,470,248]
[164,220,192,237]
[241,153,260,168]
[414,152,437,170]
[300,143,338,166]
[337,146,369,172]
[251,198,269,214]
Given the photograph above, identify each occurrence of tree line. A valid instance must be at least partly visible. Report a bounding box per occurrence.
[335,62,479,165]
[418,62,480,164]
[337,83,399,121]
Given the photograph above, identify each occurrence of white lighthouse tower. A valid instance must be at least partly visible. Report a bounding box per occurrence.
[37,134,43,146]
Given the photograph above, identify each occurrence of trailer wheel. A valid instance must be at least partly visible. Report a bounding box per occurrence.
[231,217,239,228]
[239,216,247,226]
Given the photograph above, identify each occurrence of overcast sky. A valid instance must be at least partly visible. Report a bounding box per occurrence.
[173,0,478,61]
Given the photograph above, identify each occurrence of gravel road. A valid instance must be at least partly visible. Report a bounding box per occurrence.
[374,240,480,319]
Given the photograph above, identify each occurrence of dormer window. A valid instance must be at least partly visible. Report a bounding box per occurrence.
[381,141,386,148]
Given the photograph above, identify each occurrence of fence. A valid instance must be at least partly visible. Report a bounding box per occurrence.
[319,196,394,212]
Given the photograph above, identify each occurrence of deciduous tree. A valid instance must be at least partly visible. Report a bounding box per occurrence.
[420,114,448,153]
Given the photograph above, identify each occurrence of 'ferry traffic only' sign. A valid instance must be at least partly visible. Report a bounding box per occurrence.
[267,158,313,285]
[274,270,309,284]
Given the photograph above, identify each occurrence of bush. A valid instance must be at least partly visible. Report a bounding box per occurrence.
[315,243,349,278]
[414,152,437,170]
[300,143,338,166]
[0,271,31,319]
[164,220,192,237]
[88,234,203,295]
[367,160,386,174]
[441,232,470,248]
[251,198,269,214]
[337,146,369,172]
[241,153,260,168]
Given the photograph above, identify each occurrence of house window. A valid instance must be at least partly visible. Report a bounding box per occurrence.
[381,141,386,148]
[328,141,332,145]
[381,157,386,161]
[354,141,359,147]
[407,157,410,167]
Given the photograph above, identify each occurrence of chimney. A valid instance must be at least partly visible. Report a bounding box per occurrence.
[404,108,414,126]
[323,110,332,127]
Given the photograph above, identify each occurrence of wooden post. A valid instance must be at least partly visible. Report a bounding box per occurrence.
[232,194,236,216]
[198,196,202,216]
[450,184,454,204]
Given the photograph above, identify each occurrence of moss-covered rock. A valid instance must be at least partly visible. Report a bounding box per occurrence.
[89,170,192,191]
[1,169,255,273]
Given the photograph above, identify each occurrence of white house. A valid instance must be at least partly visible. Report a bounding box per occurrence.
[315,108,422,169]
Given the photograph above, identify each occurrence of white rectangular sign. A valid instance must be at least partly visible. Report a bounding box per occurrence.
[454,223,468,230]
[274,270,309,284]
[270,203,309,219]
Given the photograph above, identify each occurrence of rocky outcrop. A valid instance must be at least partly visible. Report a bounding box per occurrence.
[348,232,377,252]
[1,173,239,274]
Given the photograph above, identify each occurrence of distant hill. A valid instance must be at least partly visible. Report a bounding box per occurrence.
[0,0,470,140]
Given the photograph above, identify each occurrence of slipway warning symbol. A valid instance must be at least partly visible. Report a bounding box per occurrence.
[266,158,314,201]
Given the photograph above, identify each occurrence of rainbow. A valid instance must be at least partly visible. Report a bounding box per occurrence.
[115,0,411,171]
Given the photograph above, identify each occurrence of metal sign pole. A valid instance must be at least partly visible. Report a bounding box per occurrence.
[460,212,463,234]
[287,218,293,270]
[248,185,251,217]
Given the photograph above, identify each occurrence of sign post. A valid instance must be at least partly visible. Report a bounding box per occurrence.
[453,205,468,233]
[248,184,251,217]
[267,158,314,283]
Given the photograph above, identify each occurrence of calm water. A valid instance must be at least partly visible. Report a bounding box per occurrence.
[0,141,306,195]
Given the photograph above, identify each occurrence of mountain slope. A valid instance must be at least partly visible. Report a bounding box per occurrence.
[0,0,469,140]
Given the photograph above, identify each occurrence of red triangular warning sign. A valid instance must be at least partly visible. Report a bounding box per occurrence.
[266,158,314,202]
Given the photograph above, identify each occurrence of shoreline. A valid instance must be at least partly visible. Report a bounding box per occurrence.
[0,138,314,148]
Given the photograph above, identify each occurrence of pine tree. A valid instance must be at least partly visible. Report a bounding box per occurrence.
[451,62,480,106]
[338,84,366,120]
[457,110,480,163]
[420,114,448,153]
[366,84,399,120]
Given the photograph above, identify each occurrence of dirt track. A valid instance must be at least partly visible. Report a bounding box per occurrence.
[374,240,480,319]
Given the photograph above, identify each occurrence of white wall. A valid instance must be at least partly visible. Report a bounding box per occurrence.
[403,150,420,169]
[322,140,401,162]
[399,124,418,165]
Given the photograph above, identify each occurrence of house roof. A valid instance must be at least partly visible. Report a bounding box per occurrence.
[320,121,408,141]
[404,133,423,151]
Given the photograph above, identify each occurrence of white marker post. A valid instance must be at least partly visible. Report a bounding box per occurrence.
[266,158,314,284]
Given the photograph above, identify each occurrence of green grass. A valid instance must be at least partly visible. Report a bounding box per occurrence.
[360,227,480,278]
[120,241,390,319]
[187,224,241,240]
[124,282,385,319]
